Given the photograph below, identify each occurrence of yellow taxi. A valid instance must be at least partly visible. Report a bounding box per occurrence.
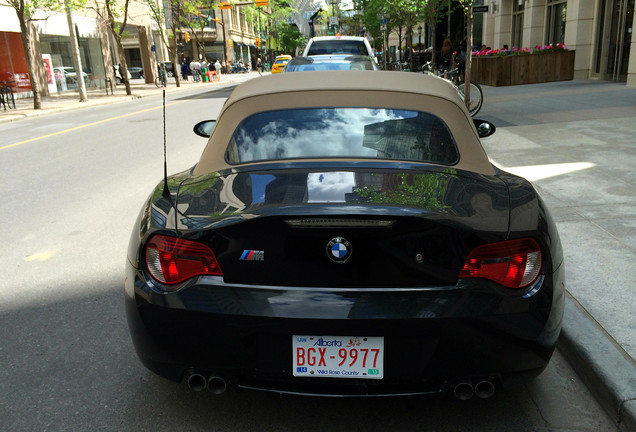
[271,55,292,73]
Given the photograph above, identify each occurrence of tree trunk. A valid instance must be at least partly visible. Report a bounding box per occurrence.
[172,48,181,87]
[115,38,132,95]
[18,14,41,109]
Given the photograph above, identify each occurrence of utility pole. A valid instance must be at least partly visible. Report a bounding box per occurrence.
[65,1,87,102]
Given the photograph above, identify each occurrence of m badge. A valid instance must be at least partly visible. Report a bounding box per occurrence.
[240,250,265,261]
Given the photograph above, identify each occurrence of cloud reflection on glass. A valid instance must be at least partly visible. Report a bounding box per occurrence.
[227,108,457,165]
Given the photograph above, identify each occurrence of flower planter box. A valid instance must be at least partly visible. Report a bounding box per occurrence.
[471,50,575,86]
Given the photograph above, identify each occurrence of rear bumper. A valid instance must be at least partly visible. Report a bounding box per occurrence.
[125,263,564,396]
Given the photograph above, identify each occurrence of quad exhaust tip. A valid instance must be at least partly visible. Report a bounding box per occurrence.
[474,379,495,399]
[186,371,227,394]
[453,378,495,400]
[453,381,474,400]
[207,375,227,395]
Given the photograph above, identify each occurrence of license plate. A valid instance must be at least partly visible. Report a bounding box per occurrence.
[292,335,384,379]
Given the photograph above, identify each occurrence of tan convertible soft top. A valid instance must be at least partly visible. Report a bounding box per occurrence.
[226,70,466,106]
[193,71,495,176]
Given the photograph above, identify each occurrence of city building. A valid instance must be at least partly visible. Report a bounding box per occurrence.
[478,0,635,84]
[0,0,164,97]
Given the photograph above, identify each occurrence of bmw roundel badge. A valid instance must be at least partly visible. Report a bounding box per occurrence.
[327,237,352,263]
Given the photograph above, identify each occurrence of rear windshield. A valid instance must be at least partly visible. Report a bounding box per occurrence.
[287,60,375,72]
[226,108,459,165]
[307,40,369,56]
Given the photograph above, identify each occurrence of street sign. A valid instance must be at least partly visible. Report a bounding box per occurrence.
[329,16,338,26]
[472,5,489,13]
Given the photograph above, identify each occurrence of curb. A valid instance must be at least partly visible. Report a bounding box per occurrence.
[558,294,636,431]
[0,75,254,125]
[0,94,143,124]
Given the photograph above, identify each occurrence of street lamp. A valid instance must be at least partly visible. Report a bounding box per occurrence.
[418,25,422,70]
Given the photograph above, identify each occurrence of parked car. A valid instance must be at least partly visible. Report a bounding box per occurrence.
[54,66,88,84]
[125,71,564,399]
[285,55,379,72]
[129,67,144,79]
[271,55,292,73]
[303,36,376,62]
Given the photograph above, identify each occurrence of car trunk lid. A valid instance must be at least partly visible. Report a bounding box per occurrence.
[175,166,510,287]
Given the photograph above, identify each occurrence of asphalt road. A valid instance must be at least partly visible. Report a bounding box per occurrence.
[0,85,619,431]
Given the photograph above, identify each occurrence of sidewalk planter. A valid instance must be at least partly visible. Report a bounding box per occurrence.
[471,50,575,86]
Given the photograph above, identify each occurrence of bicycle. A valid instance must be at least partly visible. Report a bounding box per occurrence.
[0,80,16,110]
[155,64,167,88]
[391,61,411,72]
[422,61,483,116]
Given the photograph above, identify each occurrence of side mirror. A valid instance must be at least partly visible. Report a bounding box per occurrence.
[193,120,216,138]
[473,119,496,138]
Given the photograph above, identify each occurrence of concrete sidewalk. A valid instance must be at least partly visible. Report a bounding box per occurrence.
[0,71,262,123]
[477,79,636,432]
[2,75,635,430]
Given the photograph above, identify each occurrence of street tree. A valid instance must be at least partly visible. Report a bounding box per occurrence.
[352,0,388,61]
[6,0,61,109]
[141,0,184,88]
[97,0,133,95]
[421,0,447,68]
[354,0,425,68]
[388,0,424,69]
[268,0,298,54]
[352,0,381,44]
[248,0,298,62]
[182,1,214,62]
[278,23,305,55]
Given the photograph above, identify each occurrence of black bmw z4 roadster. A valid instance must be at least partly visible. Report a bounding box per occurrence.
[125,71,564,399]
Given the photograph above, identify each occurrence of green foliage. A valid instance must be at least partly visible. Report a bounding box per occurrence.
[7,0,65,20]
[355,173,450,209]
[278,23,305,55]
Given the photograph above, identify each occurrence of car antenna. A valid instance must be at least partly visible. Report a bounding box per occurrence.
[162,89,170,198]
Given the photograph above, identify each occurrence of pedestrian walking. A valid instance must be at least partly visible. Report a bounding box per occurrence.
[181,60,190,81]
[118,63,126,84]
[192,60,201,82]
[201,60,207,82]
[440,36,453,73]
[214,59,221,80]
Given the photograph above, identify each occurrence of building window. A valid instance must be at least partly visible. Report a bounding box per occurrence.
[512,0,525,48]
[232,8,239,30]
[546,0,567,45]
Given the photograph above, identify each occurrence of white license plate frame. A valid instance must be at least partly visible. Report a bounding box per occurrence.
[292,335,384,379]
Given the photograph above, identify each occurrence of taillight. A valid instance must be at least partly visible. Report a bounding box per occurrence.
[459,238,542,289]
[145,235,222,284]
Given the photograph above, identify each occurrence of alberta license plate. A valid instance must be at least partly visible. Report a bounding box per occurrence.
[292,335,384,379]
